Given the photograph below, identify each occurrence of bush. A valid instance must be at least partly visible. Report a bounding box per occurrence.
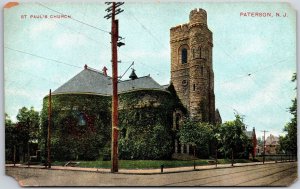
[119,124,173,160]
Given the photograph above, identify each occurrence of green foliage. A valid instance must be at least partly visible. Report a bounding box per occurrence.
[178,120,214,158]
[119,124,173,160]
[5,107,40,162]
[279,73,297,155]
[52,159,210,169]
[16,107,40,142]
[179,120,213,146]
[5,113,16,161]
[40,94,111,161]
[118,90,175,160]
[219,114,248,159]
[40,90,177,161]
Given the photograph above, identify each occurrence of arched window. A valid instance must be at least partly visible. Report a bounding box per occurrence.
[205,48,209,60]
[181,48,187,64]
[175,113,181,130]
[192,48,195,58]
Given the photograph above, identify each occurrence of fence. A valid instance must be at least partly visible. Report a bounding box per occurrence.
[260,154,297,163]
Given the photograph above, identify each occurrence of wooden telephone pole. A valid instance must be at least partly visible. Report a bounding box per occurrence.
[261,130,269,164]
[104,2,124,173]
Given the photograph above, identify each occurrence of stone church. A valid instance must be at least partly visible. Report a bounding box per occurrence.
[41,8,221,160]
[170,8,221,154]
[171,8,219,123]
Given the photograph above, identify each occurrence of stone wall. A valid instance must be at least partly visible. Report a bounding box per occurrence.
[170,8,216,123]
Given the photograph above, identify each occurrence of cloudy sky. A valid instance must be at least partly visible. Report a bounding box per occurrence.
[4,2,296,138]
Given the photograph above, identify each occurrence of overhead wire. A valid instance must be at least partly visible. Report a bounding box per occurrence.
[5,46,82,69]
[217,58,292,85]
[125,9,168,49]
[36,3,110,34]
[214,39,289,112]
[27,5,103,45]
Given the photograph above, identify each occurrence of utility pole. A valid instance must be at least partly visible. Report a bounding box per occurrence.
[104,2,124,173]
[261,130,269,164]
[47,89,52,168]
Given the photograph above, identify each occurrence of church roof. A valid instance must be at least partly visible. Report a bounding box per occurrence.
[119,75,165,93]
[52,67,166,96]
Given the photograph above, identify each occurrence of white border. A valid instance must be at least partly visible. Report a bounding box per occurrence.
[1,0,299,189]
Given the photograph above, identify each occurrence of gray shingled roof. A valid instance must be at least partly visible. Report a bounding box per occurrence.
[53,68,112,95]
[53,68,166,96]
[118,76,165,93]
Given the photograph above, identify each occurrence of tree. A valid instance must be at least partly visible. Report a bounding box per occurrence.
[179,120,213,158]
[15,107,40,162]
[219,114,248,166]
[5,113,17,162]
[279,73,297,155]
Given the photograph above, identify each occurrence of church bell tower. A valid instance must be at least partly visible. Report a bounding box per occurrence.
[170,8,215,123]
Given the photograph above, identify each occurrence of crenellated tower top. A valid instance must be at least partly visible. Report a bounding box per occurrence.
[189,8,207,25]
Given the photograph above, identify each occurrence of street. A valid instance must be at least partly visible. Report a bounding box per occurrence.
[6,162,297,186]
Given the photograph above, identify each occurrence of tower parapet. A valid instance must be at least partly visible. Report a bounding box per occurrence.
[170,24,189,42]
[189,8,207,26]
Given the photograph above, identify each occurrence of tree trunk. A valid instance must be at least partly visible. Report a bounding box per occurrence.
[231,148,234,166]
[215,148,218,168]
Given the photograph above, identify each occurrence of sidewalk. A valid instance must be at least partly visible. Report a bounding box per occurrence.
[5,161,287,175]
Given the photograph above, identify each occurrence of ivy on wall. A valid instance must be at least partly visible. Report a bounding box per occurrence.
[40,88,184,161]
[40,94,111,161]
[118,90,176,160]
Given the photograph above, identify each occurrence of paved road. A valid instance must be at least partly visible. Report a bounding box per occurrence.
[6,162,297,187]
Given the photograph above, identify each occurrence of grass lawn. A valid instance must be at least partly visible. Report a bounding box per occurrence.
[52,158,254,169]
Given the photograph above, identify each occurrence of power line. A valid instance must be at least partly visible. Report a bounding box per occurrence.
[6,67,62,85]
[125,10,168,49]
[217,58,291,85]
[119,52,163,75]
[5,46,82,69]
[36,3,110,34]
[214,40,288,112]
[25,4,105,47]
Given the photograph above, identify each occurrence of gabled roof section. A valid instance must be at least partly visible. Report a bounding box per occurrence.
[52,67,166,96]
[118,75,166,93]
[53,68,112,96]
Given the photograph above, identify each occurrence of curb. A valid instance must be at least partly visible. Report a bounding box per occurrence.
[5,161,296,175]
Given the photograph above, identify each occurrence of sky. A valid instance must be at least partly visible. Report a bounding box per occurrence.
[3,2,296,139]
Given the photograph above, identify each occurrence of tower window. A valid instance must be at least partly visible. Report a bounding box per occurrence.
[192,48,195,58]
[206,49,209,60]
[181,48,187,64]
[198,47,201,58]
[193,84,196,91]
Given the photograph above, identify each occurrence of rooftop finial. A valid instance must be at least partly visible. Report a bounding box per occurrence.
[84,64,88,69]
[102,66,108,76]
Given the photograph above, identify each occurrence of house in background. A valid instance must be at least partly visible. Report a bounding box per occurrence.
[245,127,257,158]
[265,134,280,155]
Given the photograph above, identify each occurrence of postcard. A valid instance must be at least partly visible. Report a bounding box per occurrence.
[3,1,297,187]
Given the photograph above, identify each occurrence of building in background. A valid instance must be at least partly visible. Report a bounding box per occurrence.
[265,134,280,155]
